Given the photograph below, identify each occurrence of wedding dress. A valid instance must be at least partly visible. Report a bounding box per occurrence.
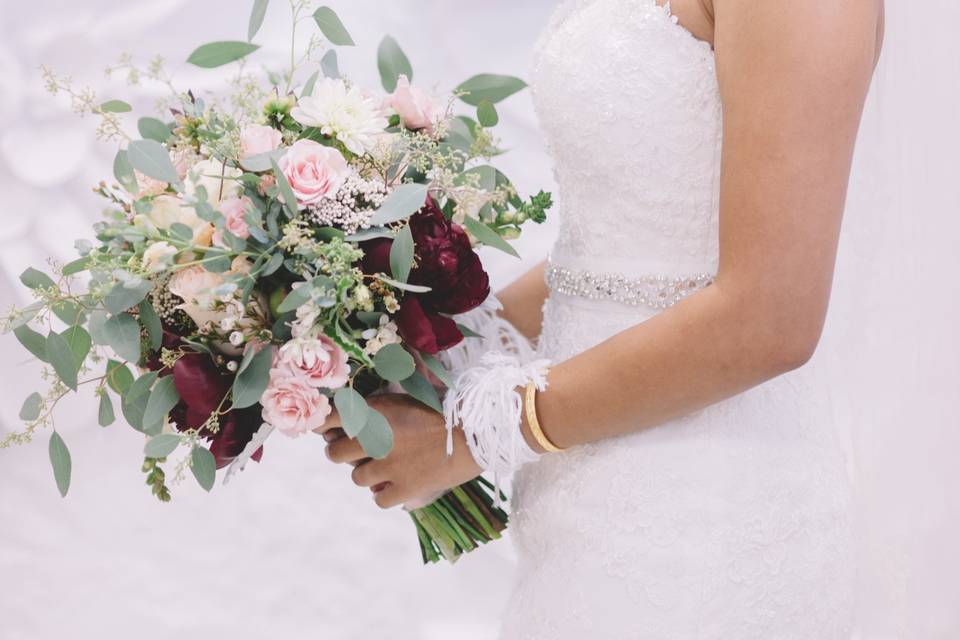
[498,1,855,637]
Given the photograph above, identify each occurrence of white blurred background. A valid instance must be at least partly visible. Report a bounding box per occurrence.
[0,2,557,639]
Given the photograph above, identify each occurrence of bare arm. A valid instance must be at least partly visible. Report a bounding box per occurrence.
[495,261,548,340]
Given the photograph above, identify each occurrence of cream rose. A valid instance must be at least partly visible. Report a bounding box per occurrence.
[240,124,283,159]
[260,370,332,437]
[186,158,242,207]
[385,75,444,134]
[167,265,226,329]
[275,336,349,390]
[142,241,178,273]
[278,139,350,208]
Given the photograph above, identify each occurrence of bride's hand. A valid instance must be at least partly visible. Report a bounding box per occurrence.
[320,394,482,509]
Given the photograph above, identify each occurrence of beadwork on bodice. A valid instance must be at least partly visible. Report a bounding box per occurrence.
[531,0,722,308]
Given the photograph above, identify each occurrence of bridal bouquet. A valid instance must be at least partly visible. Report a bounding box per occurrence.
[1,2,550,564]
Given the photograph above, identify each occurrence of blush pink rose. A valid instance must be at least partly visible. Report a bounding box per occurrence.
[278,139,350,208]
[260,370,332,437]
[275,336,350,390]
[240,124,283,160]
[385,75,443,134]
[213,195,252,247]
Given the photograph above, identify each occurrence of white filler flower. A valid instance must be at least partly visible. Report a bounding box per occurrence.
[291,78,388,155]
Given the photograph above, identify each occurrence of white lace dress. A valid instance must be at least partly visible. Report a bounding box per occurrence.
[499,1,856,638]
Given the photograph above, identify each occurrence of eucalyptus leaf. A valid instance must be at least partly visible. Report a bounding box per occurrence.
[122,371,158,431]
[113,149,138,193]
[19,267,55,290]
[19,392,43,421]
[275,284,313,314]
[270,156,300,218]
[462,215,520,258]
[420,353,454,389]
[248,0,269,40]
[7,302,44,331]
[98,392,116,427]
[138,300,162,351]
[373,343,416,382]
[477,100,499,127]
[144,433,182,459]
[232,346,273,409]
[137,117,172,143]
[48,431,71,497]
[389,224,414,284]
[127,139,179,183]
[457,323,483,339]
[60,326,91,369]
[191,446,217,492]
[344,227,394,242]
[187,41,260,68]
[239,148,284,172]
[88,311,110,346]
[369,183,428,226]
[100,99,132,113]
[312,6,355,46]
[302,69,320,97]
[262,252,285,276]
[320,49,340,79]
[46,331,79,391]
[142,375,180,433]
[104,313,143,363]
[62,257,91,276]
[14,325,47,362]
[51,300,86,326]
[399,371,442,413]
[377,35,412,92]
[104,280,152,315]
[456,74,527,106]
[356,409,393,460]
[106,360,134,395]
[377,275,431,293]
[334,387,370,438]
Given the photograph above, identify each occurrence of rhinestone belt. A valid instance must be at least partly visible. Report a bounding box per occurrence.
[546,264,714,310]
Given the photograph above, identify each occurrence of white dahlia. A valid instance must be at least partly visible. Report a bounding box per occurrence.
[291,78,388,155]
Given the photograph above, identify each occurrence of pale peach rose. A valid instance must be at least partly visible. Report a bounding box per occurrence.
[167,265,226,328]
[186,158,243,207]
[240,124,283,159]
[275,336,349,390]
[257,174,276,196]
[385,75,444,134]
[135,171,168,198]
[193,224,215,247]
[278,139,350,208]
[260,370,332,437]
[230,256,253,275]
[142,241,178,273]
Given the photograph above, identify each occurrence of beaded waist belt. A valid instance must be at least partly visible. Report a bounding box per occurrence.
[545,263,714,310]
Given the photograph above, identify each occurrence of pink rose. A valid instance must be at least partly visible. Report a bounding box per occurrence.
[278,139,350,208]
[261,370,332,437]
[275,336,350,390]
[385,75,443,133]
[240,124,283,160]
[213,196,252,247]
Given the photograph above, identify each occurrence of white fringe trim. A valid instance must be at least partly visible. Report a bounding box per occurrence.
[442,352,551,500]
[440,296,538,373]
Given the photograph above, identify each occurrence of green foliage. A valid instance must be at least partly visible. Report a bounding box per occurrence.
[142,376,180,434]
[320,49,340,79]
[313,6,355,46]
[137,117,172,143]
[248,0,270,41]
[419,353,453,389]
[20,267,55,290]
[399,371,442,413]
[370,183,428,226]
[302,70,320,97]
[106,360,134,395]
[14,325,47,362]
[98,392,115,427]
[126,139,180,183]
[187,41,260,68]
[60,326,91,369]
[476,100,499,127]
[104,314,142,363]
[100,100,132,113]
[456,74,527,106]
[190,446,217,492]
[389,224,414,284]
[270,156,300,218]
[48,431,71,497]
[356,408,393,459]
[462,214,520,258]
[144,433,182,459]
[113,149,138,193]
[20,393,43,421]
[121,371,158,431]
[231,346,273,409]
[373,343,416,382]
[377,35,412,92]
[334,387,369,438]
[46,330,79,391]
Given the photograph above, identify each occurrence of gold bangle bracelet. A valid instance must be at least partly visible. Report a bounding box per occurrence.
[524,381,565,453]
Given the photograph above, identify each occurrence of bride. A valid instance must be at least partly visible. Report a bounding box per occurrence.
[323,0,885,636]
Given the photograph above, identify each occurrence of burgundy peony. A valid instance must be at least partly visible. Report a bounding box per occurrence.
[362,198,490,354]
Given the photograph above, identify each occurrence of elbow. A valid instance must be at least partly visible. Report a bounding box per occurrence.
[768,330,821,373]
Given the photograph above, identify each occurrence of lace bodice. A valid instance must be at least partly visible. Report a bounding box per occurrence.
[499,2,855,638]
[532,0,722,276]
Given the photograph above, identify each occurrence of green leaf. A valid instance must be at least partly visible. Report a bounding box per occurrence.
[344,226,394,242]
[144,433,182,459]
[138,301,163,352]
[389,224,414,284]
[104,314,143,363]
[239,148,284,172]
[51,300,86,326]
[420,353,454,389]
[142,375,180,433]
[313,6,355,46]
[106,360,135,394]
[476,100,499,127]
[270,156,300,218]
[137,117,172,143]
[88,311,109,346]
[232,346,273,409]
[248,0,270,40]
[399,371,442,413]
[462,215,520,258]
[98,393,116,427]
[377,275,431,293]
[46,331,79,391]
[377,35,412,92]
[62,257,91,276]
[276,284,313,315]
[48,431,71,497]
[20,267,55,290]
[302,69,320,97]
[356,409,393,459]
[121,371,158,431]
[19,392,43,421]
[14,325,47,362]
[126,139,179,183]
[100,99,132,113]
[60,326,91,369]
[104,280,152,315]
[373,343,416,382]
[7,301,44,331]
[457,323,483,339]
[334,387,370,438]
[320,49,340,79]
[369,183,428,226]
[187,41,260,68]
[190,446,217,492]
[113,149,138,193]
[456,74,527,106]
